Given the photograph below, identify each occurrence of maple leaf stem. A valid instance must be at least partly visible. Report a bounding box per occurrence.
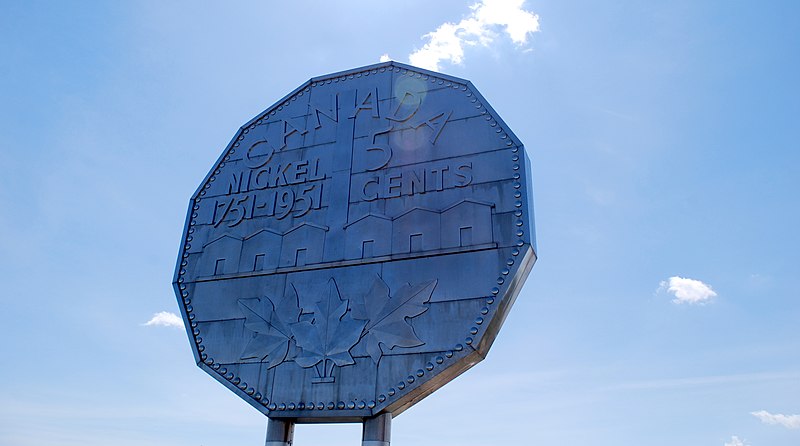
[326,359,335,378]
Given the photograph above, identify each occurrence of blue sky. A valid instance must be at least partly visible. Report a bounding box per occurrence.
[1,1,798,445]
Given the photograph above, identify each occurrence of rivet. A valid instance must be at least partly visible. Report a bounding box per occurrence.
[298,402,305,410]
[517,240,525,247]
[368,401,376,409]
[255,393,262,400]
[475,316,484,325]
[445,350,454,358]
[407,376,415,383]
[455,344,464,351]
[212,363,220,370]
[225,372,233,380]
[238,382,246,389]
[278,403,286,411]
[182,291,188,297]
[502,268,509,275]
[307,402,315,409]
[198,345,204,352]
[243,128,249,134]
[388,388,396,396]
[501,134,508,139]
[200,353,207,360]
[378,395,386,403]
[194,336,201,343]
[181,259,188,266]
[398,382,406,390]
[470,327,479,335]
[515,191,522,198]
[192,329,200,336]
[337,401,345,410]
[512,154,519,161]
[515,210,523,217]
[288,403,296,410]
[190,321,197,328]
[495,128,502,133]
[219,367,226,374]
[517,229,524,237]
[487,297,495,305]
[466,337,474,345]
[513,173,520,180]
[515,200,523,208]
[507,258,514,266]
[490,121,497,127]
[268,403,277,411]
[347,402,355,409]
[436,356,444,364]
[186,305,193,312]
[327,402,335,410]
[513,164,520,170]
[416,369,425,377]
[358,401,366,409]
[318,402,325,410]
[178,277,185,283]
[426,362,434,371]
[497,277,504,285]
[189,313,195,320]
[481,307,489,315]
[491,287,499,295]
[204,358,213,365]
[516,220,524,227]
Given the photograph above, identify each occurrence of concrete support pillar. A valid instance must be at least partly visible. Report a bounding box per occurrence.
[361,413,391,446]
[265,418,295,446]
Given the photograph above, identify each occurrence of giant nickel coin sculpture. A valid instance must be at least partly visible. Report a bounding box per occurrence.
[173,61,536,441]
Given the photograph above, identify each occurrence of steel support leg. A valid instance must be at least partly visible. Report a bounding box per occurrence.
[265,418,295,446]
[361,413,391,446]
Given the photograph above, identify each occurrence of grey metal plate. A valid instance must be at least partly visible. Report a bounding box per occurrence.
[173,61,536,422]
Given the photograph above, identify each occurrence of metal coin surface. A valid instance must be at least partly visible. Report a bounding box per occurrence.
[173,62,537,422]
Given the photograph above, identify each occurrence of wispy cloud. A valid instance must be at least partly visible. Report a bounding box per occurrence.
[143,311,183,328]
[406,0,540,71]
[724,435,749,446]
[379,53,391,62]
[751,410,800,429]
[660,276,717,304]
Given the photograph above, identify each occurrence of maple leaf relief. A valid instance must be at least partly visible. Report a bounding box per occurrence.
[351,274,437,364]
[290,278,367,375]
[237,285,301,369]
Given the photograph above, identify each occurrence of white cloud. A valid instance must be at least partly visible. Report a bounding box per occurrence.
[751,410,800,429]
[143,311,183,328]
[408,0,540,71]
[724,435,749,446]
[379,53,391,62]
[660,276,717,304]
